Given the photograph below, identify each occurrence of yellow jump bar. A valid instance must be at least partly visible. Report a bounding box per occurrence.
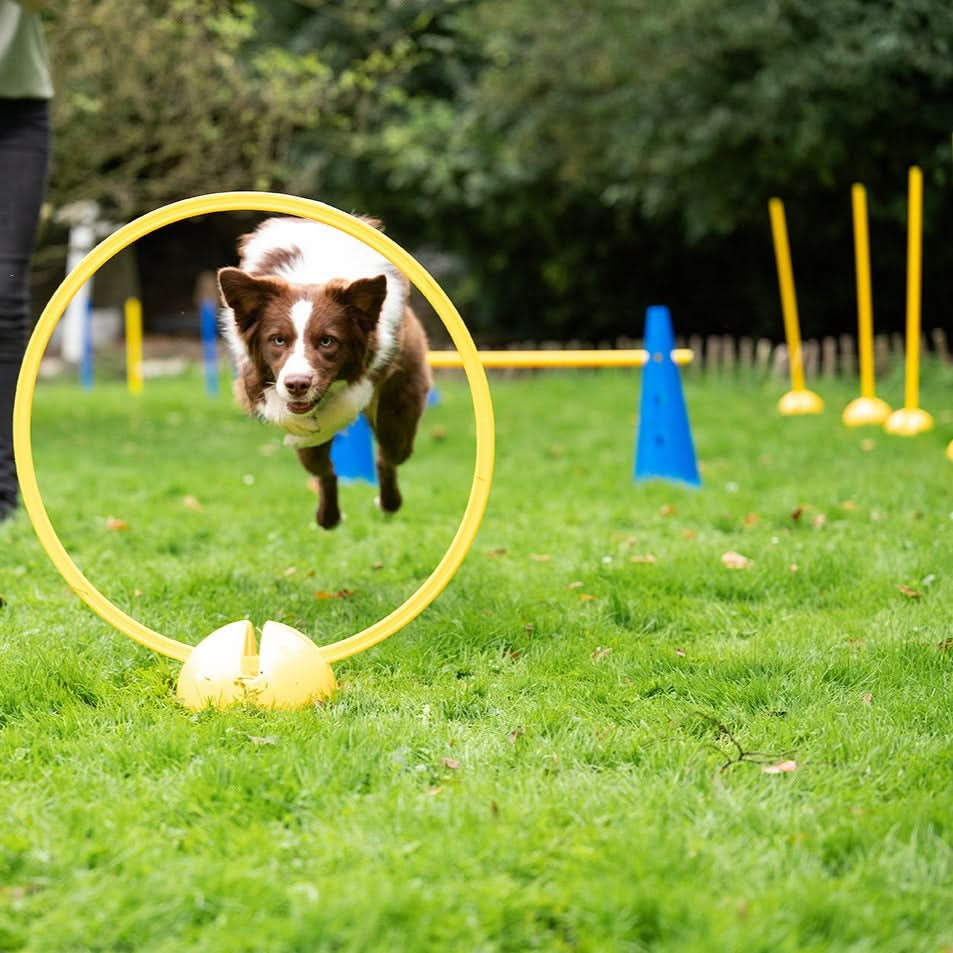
[427,348,693,369]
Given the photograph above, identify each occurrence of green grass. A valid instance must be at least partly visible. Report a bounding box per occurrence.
[2,361,953,952]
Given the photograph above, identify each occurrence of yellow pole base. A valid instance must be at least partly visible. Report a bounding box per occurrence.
[841,395,892,427]
[176,620,337,710]
[884,407,934,437]
[947,439,953,463]
[778,389,824,416]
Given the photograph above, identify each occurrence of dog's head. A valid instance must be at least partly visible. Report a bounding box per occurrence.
[218,268,387,415]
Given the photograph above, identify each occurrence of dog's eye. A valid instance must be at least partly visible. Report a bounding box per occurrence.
[318,335,337,349]
[270,335,286,346]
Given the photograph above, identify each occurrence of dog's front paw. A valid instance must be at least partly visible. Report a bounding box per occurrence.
[317,500,342,530]
[377,486,402,514]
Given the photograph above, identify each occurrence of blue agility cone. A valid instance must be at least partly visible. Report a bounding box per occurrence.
[330,413,377,485]
[634,305,701,487]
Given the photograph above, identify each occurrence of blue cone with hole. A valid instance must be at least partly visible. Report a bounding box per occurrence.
[330,412,377,485]
[634,305,701,487]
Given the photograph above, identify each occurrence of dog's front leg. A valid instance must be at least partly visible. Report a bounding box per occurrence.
[296,442,341,529]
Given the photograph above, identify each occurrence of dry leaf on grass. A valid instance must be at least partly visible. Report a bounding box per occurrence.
[812,514,827,529]
[442,757,460,770]
[791,506,804,522]
[721,551,752,570]
[508,726,526,745]
[630,554,657,564]
[743,512,759,527]
[898,585,922,599]
[862,693,873,705]
[675,647,686,657]
[659,503,675,516]
[789,564,799,573]
[182,495,203,511]
[591,646,612,661]
[430,425,448,441]
[579,593,597,602]
[104,516,128,531]
[487,547,508,559]
[861,438,876,452]
[682,529,698,540]
[529,553,552,562]
[762,760,797,774]
[315,589,354,600]
[567,581,584,590]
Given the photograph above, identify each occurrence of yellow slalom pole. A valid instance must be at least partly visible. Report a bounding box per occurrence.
[124,297,143,396]
[768,198,823,415]
[885,166,933,435]
[842,184,891,426]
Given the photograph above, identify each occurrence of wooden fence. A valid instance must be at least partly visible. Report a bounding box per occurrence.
[469,328,950,377]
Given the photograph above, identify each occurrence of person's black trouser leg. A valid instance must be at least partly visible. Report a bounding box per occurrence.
[0,99,51,517]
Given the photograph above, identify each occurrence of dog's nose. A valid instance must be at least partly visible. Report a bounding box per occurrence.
[284,375,313,397]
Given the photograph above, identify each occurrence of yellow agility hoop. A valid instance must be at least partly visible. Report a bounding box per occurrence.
[14,192,495,670]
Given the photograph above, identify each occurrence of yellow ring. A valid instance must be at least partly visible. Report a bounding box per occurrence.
[14,192,495,664]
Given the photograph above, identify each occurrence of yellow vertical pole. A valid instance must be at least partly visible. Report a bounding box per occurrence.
[852,185,875,399]
[903,166,922,411]
[125,297,143,396]
[769,198,823,414]
[842,185,891,425]
[884,166,933,435]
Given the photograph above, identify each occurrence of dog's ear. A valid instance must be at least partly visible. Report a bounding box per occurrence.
[335,275,388,335]
[217,268,286,333]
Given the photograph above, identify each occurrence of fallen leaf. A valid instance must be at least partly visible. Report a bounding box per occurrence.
[524,624,535,632]
[898,585,922,599]
[248,735,279,746]
[567,581,584,590]
[315,589,354,600]
[659,504,675,516]
[861,438,876,452]
[791,507,804,522]
[490,801,499,817]
[487,547,508,559]
[812,514,827,529]
[862,692,873,705]
[105,516,128,531]
[681,529,698,540]
[426,786,443,796]
[789,564,799,573]
[743,512,759,527]
[442,757,460,770]
[579,593,597,601]
[847,638,865,648]
[508,725,526,745]
[721,551,752,570]
[938,638,953,652]
[762,760,797,774]
[182,495,203,511]
[839,501,858,511]
[133,589,142,598]
[430,425,447,441]
[630,553,657,564]
[529,553,552,562]
[282,566,297,577]
[591,646,612,660]
[675,647,686,657]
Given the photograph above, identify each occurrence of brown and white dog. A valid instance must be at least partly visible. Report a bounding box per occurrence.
[218,216,431,529]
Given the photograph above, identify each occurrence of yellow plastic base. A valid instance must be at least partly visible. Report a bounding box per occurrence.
[841,395,892,427]
[778,389,824,416]
[176,620,337,710]
[884,407,934,436]
[947,440,953,463]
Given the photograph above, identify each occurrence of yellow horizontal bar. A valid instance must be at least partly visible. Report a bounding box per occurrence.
[427,348,693,369]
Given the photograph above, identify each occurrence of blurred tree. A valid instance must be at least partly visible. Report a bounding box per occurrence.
[41,0,953,340]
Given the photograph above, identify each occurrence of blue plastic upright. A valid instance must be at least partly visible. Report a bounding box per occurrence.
[331,413,378,485]
[634,305,701,487]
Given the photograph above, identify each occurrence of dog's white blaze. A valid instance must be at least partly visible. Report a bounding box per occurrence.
[275,299,315,397]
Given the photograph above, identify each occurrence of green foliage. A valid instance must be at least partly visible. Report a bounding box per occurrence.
[41,0,953,338]
[3,366,953,949]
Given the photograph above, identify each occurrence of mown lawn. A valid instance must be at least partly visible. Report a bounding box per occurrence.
[2,360,952,952]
